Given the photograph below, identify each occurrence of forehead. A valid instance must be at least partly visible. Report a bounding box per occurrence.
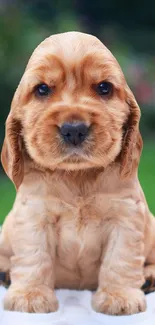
[26,32,124,85]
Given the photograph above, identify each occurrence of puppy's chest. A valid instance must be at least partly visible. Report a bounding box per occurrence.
[45,184,106,288]
[47,185,106,231]
[46,185,107,263]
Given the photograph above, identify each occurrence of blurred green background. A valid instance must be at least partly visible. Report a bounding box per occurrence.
[0,0,155,223]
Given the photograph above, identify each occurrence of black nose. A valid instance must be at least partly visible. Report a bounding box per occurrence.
[60,123,88,145]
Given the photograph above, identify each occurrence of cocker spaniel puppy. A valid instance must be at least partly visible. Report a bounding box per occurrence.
[0,31,155,315]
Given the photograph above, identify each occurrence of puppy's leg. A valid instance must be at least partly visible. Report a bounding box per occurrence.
[141,216,155,294]
[141,265,155,294]
[92,219,146,315]
[0,235,11,288]
[0,244,11,273]
[4,202,58,313]
[0,213,13,273]
[143,222,155,294]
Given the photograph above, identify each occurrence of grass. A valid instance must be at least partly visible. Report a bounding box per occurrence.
[138,142,155,214]
[0,178,15,224]
[0,142,155,224]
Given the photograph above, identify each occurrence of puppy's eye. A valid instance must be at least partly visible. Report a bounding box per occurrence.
[96,81,112,96]
[35,84,50,97]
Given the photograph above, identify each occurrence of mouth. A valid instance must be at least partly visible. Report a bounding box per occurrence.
[61,148,89,163]
[53,143,93,168]
[57,153,95,170]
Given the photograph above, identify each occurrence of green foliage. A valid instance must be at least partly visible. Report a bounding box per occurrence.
[0,143,155,225]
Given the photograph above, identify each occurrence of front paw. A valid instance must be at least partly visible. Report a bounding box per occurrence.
[92,288,146,315]
[4,285,59,313]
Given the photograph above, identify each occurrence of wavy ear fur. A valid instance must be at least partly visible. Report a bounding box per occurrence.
[1,114,24,190]
[120,86,143,178]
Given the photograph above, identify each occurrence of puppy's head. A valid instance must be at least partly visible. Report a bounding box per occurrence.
[1,32,142,189]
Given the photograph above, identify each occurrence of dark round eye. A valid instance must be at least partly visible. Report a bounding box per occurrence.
[96,81,112,96]
[35,83,50,97]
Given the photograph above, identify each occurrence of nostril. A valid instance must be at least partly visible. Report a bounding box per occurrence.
[77,125,88,138]
[60,123,89,145]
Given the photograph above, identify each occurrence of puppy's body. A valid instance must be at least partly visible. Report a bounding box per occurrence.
[1,163,155,313]
[1,31,155,315]
[5,166,154,286]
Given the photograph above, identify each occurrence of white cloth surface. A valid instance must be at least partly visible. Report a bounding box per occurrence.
[0,287,155,325]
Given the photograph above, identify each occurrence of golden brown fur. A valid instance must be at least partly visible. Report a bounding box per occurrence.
[0,31,155,315]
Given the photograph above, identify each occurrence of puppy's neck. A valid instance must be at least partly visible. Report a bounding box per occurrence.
[22,150,129,190]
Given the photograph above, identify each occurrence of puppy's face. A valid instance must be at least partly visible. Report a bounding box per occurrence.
[17,32,129,170]
[1,32,142,188]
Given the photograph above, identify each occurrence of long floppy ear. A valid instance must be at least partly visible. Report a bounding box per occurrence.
[120,85,143,178]
[1,113,24,190]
